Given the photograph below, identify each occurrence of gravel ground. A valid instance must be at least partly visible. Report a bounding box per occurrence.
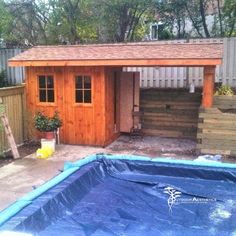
[107,135,196,158]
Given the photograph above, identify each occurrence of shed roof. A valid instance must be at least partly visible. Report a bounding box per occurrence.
[9,42,223,67]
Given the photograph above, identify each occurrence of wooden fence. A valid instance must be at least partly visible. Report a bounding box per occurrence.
[0,85,26,152]
[140,88,202,139]
[126,37,236,88]
[0,48,25,85]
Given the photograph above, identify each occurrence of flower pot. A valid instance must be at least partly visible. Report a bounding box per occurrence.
[44,131,55,139]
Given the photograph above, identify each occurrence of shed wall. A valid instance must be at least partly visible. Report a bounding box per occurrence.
[25,66,116,146]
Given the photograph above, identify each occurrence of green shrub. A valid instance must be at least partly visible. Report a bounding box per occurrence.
[34,111,62,132]
[215,85,234,96]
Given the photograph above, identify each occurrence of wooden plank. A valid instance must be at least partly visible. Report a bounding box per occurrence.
[143,128,196,138]
[213,96,236,109]
[199,136,236,145]
[144,116,198,123]
[141,104,200,110]
[197,143,236,152]
[200,118,236,125]
[141,96,201,103]
[199,113,236,119]
[197,133,236,141]
[214,96,236,101]
[143,122,197,131]
[141,100,200,106]
[142,108,199,116]
[201,129,236,135]
[198,148,231,155]
[199,107,221,113]
[143,112,198,119]
[144,120,198,128]
[0,86,24,97]
[198,123,236,130]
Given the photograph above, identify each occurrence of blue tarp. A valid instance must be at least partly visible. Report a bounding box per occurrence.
[1,154,236,235]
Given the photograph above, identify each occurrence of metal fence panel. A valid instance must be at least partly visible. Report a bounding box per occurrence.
[125,37,236,88]
[0,48,25,85]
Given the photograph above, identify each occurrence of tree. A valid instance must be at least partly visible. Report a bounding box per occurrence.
[0,0,234,45]
[4,0,51,45]
[94,0,155,42]
[0,0,12,42]
[222,0,236,36]
[47,0,98,44]
[155,0,188,39]
[199,0,210,37]
[216,0,223,36]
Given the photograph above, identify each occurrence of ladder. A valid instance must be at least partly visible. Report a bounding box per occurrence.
[0,103,20,159]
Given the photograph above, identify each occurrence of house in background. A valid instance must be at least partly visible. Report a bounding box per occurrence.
[8,43,222,146]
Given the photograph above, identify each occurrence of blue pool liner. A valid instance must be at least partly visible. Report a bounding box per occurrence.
[1,153,236,227]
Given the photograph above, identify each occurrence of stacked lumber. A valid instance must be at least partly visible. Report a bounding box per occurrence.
[213,96,236,110]
[197,108,236,156]
[140,89,201,139]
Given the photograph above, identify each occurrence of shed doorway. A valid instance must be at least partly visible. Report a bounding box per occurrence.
[113,72,140,135]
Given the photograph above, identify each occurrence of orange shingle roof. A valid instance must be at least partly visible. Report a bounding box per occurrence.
[9,42,223,67]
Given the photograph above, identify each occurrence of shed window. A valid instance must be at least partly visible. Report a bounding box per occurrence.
[75,76,92,103]
[38,75,54,103]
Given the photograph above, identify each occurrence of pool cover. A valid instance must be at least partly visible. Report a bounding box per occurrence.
[0,154,236,235]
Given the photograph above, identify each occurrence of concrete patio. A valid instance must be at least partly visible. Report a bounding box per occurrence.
[0,135,197,211]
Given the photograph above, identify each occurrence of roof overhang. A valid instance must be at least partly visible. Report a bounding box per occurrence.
[8,42,223,67]
[8,58,222,67]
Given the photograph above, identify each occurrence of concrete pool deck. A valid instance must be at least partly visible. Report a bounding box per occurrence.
[0,135,197,211]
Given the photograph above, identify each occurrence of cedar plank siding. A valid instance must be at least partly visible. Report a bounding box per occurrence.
[25,66,119,146]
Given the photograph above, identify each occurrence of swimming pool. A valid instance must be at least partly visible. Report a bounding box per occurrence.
[0,154,236,235]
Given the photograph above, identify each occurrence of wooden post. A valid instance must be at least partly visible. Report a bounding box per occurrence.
[202,66,215,108]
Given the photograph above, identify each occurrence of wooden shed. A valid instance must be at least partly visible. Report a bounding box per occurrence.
[9,43,223,146]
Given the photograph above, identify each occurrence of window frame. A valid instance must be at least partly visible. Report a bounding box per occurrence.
[74,75,93,106]
[37,74,56,105]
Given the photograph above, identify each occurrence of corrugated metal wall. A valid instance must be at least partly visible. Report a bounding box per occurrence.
[126,37,236,88]
[0,48,25,85]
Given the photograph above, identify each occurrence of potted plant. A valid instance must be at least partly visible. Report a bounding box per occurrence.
[34,111,62,139]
